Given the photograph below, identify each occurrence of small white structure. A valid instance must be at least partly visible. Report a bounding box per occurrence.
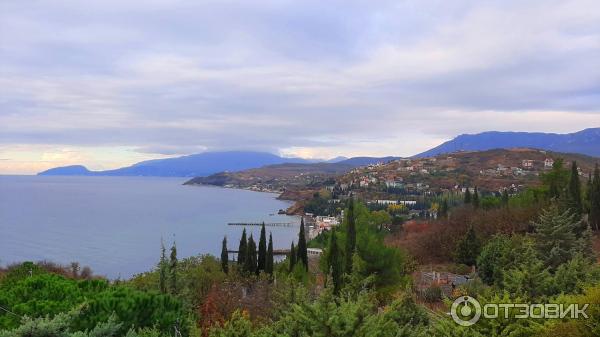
[307,248,323,256]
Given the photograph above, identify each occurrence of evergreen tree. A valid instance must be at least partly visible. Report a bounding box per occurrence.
[543,158,569,199]
[464,188,472,204]
[169,241,178,295]
[472,187,480,209]
[245,234,258,275]
[221,236,229,274]
[439,199,448,219]
[502,241,552,299]
[237,229,247,269]
[266,233,274,275]
[566,161,583,220]
[289,242,296,272]
[532,205,580,269]
[455,226,481,266]
[327,229,342,295]
[345,199,356,274]
[158,239,167,294]
[501,188,510,207]
[297,218,308,270]
[257,223,267,273]
[589,164,600,231]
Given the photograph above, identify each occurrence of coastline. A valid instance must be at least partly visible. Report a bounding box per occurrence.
[184,181,305,215]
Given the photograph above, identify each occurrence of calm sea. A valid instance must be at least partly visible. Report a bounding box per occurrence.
[0,175,299,278]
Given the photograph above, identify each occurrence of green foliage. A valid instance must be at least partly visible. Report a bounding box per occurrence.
[245,235,257,275]
[169,242,178,295]
[257,224,267,273]
[455,226,481,266]
[237,229,247,269]
[265,233,274,275]
[296,218,308,270]
[502,241,553,299]
[0,264,186,336]
[541,158,569,199]
[472,187,480,209]
[477,235,512,286]
[464,188,471,204]
[288,242,296,273]
[324,228,343,295]
[263,289,429,337]
[531,205,582,269]
[589,164,600,231]
[159,241,167,294]
[566,161,583,220]
[344,199,356,274]
[221,237,229,274]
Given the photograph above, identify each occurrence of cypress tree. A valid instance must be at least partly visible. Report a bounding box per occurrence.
[589,164,600,231]
[266,233,274,275]
[464,188,472,204]
[237,229,247,269]
[169,241,178,295]
[567,161,583,220]
[257,223,267,273]
[472,187,480,209]
[289,242,296,272]
[297,218,308,270]
[159,239,167,293]
[345,199,356,274]
[221,236,229,274]
[245,234,258,275]
[501,189,509,207]
[328,229,342,295]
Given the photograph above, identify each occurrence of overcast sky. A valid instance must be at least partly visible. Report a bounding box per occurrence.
[1,0,599,174]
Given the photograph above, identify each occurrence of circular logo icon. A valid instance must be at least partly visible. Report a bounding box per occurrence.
[451,296,481,326]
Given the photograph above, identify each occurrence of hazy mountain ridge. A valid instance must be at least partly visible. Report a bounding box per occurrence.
[415,128,600,158]
[38,152,392,177]
[38,151,312,177]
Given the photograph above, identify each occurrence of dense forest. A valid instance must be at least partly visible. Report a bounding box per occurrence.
[1,160,600,336]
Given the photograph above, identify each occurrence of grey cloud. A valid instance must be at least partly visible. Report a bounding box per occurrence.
[1,0,599,159]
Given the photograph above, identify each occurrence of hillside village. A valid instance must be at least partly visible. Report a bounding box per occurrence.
[186,148,598,225]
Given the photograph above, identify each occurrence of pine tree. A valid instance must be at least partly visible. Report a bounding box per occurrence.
[531,205,580,269]
[297,218,308,270]
[455,226,481,266]
[345,199,356,274]
[257,223,267,273]
[266,233,274,275]
[472,187,480,209]
[159,239,167,293]
[245,234,258,275]
[221,236,229,274]
[501,189,509,207]
[237,229,247,269]
[464,188,472,204]
[328,229,342,295]
[169,241,178,295]
[567,161,583,220]
[289,242,296,272]
[590,164,600,231]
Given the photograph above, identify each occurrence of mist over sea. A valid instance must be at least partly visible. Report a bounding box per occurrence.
[0,176,299,278]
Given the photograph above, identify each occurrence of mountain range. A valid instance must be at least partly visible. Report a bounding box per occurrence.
[38,151,396,177]
[39,128,599,177]
[415,128,600,158]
